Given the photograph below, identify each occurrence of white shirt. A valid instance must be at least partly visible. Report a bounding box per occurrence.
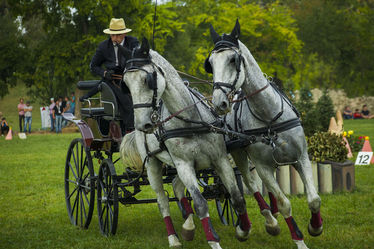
[113,40,125,66]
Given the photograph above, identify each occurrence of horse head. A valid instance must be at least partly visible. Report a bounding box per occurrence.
[205,19,246,114]
[119,38,166,133]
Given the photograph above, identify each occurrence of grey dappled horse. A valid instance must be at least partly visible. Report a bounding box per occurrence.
[205,20,323,249]
[119,39,251,249]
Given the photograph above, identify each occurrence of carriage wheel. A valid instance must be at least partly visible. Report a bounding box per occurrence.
[65,138,95,229]
[215,170,243,226]
[97,159,119,236]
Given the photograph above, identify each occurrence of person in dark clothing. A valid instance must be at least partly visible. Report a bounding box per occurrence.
[86,18,139,133]
[361,104,374,119]
[1,117,9,136]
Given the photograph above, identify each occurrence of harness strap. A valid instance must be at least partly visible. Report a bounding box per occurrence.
[159,126,213,141]
[232,83,270,103]
[243,118,301,137]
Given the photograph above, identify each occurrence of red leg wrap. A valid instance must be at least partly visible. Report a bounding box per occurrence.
[181,197,194,216]
[201,217,220,242]
[238,211,252,231]
[164,216,176,236]
[254,192,270,211]
[268,192,279,215]
[311,211,323,229]
[285,216,304,240]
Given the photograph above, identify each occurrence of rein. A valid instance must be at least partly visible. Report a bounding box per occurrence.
[231,83,270,103]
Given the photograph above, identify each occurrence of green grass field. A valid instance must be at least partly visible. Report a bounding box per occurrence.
[1,85,374,248]
[1,130,374,249]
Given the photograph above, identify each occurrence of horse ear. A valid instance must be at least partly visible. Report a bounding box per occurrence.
[140,37,150,55]
[117,44,132,59]
[230,19,240,40]
[209,24,221,44]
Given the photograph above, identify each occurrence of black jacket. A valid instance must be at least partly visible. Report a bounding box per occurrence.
[90,36,139,78]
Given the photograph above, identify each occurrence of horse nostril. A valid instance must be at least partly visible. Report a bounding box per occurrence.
[144,123,153,131]
[221,101,228,110]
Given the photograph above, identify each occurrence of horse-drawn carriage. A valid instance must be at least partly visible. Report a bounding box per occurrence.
[64,20,324,249]
[63,79,243,237]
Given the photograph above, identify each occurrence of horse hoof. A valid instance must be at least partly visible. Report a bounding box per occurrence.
[265,223,280,236]
[168,234,182,247]
[181,227,195,241]
[294,240,309,249]
[308,222,323,237]
[235,225,250,242]
[208,241,222,249]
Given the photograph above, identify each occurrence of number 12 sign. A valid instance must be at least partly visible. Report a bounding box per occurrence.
[355,152,373,165]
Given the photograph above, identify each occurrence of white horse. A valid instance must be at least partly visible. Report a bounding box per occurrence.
[205,20,323,249]
[119,39,251,249]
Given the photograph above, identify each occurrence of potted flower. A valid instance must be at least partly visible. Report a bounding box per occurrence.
[307,131,354,193]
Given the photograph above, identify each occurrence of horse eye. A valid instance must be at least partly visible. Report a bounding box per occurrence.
[229,57,236,64]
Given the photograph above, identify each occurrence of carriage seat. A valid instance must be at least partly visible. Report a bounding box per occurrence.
[77,80,101,90]
[77,80,121,120]
[100,82,121,120]
[80,107,105,116]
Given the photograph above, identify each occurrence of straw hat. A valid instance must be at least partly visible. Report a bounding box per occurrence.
[103,18,132,34]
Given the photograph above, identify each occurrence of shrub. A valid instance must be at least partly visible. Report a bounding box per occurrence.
[307,131,348,162]
[295,87,321,136]
[315,89,335,132]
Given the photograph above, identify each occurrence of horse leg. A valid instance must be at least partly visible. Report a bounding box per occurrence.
[214,156,252,242]
[174,161,222,249]
[146,159,181,247]
[231,149,280,236]
[255,163,309,249]
[172,176,195,241]
[293,152,323,237]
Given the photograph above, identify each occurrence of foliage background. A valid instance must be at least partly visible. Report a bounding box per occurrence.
[1,0,374,104]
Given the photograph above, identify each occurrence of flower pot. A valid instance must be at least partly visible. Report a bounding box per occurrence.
[331,160,355,192]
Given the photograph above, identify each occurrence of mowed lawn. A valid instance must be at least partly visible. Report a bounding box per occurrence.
[1,119,374,249]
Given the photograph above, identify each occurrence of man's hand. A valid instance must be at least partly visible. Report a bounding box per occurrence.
[104,70,115,80]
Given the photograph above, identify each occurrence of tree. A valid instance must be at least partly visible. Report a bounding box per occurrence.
[0,3,24,98]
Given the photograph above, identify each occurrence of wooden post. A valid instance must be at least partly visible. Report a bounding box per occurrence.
[290,166,304,194]
[311,161,319,192]
[276,165,291,195]
[318,162,332,194]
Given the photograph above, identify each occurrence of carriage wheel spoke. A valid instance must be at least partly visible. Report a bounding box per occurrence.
[68,162,78,181]
[80,190,87,222]
[67,185,79,200]
[75,191,80,225]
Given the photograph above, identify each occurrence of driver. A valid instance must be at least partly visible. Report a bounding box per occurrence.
[88,18,139,134]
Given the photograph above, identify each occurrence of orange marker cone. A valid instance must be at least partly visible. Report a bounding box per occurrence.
[5,127,12,140]
[361,137,374,164]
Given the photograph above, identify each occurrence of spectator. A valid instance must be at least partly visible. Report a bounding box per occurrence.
[343,106,353,119]
[49,98,55,131]
[1,117,9,136]
[17,98,26,132]
[53,98,63,133]
[24,101,33,133]
[353,109,363,119]
[70,92,76,115]
[361,105,374,119]
[62,96,70,127]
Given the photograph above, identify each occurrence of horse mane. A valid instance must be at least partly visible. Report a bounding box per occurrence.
[149,50,186,88]
[238,40,268,86]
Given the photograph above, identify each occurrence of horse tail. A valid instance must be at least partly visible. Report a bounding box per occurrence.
[120,131,143,173]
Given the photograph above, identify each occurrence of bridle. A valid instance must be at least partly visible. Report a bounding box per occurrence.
[123,56,164,124]
[205,40,243,102]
